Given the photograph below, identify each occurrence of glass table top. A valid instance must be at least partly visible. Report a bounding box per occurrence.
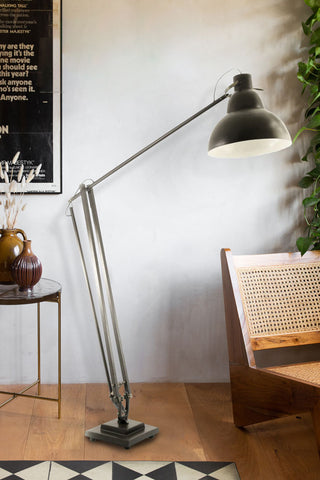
[0,278,61,304]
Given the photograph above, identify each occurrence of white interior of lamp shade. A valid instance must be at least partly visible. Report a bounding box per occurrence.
[208,138,292,158]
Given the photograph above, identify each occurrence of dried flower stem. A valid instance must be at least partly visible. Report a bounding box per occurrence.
[0,152,41,229]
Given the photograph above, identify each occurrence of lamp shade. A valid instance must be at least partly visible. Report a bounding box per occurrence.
[208,73,292,158]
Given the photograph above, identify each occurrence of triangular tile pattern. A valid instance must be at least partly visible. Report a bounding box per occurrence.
[0,462,50,480]
[116,462,170,475]
[147,462,177,480]
[16,461,51,480]
[0,461,240,480]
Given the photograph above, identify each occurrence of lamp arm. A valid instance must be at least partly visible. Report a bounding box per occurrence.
[68,92,229,204]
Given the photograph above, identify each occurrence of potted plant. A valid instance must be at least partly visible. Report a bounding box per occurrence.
[295,0,320,254]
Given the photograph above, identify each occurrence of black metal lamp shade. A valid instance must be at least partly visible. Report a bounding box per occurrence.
[208,73,292,158]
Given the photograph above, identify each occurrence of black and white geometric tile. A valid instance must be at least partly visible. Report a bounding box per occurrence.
[0,461,240,479]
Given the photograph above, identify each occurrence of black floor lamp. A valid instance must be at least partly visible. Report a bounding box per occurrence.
[68,73,292,448]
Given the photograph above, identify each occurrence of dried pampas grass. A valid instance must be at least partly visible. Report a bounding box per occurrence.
[0,152,42,229]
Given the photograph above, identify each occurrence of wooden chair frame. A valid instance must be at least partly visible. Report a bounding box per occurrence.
[220,248,320,455]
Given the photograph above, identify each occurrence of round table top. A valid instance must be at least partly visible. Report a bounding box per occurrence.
[0,278,61,305]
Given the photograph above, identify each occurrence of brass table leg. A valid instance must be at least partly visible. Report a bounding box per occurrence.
[57,291,61,419]
[37,302,41,396]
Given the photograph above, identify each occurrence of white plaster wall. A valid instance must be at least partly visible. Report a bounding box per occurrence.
[0,0,310,384]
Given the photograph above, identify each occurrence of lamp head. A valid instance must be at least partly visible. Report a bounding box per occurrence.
[208,73,292,158]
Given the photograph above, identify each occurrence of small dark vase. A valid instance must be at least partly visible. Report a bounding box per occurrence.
[11,239,42,291]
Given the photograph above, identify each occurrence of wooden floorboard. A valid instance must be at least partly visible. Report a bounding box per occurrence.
[0,382,318,479]
[24,384,86,460]
[84,383,205,461]
[0,386,35,459]
[185,383,320,480]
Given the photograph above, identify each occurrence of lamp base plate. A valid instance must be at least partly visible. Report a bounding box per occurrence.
[85,419,159,449]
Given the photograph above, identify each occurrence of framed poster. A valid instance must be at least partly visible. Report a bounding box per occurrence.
[0,0,61,193]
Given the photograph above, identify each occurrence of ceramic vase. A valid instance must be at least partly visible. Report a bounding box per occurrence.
[0,228,27,284]
[11,239,42,291]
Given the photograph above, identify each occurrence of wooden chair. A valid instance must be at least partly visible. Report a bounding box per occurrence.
[220,248,320,455]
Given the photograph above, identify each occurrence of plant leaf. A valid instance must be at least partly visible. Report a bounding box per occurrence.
[297,236,314,256]
[304,0,320,11]
[307,165,320,177]
[303,21,312,35]
[303,196,320,207]
[293,127,308,142]
[306,114,320,128]
[311,217,320,226]
[309,130,320,144]
[311,27,320,45]
[299,175,315,188]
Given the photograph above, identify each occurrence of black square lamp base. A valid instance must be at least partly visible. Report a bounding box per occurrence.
[85,419,159,449]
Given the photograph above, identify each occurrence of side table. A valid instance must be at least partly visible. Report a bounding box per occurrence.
[0,278,61,418]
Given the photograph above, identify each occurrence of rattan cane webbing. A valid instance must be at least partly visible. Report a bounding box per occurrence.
[266,361,320,386]
[237,262,320,338]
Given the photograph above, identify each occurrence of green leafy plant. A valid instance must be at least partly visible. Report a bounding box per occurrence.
[296,0,320,255]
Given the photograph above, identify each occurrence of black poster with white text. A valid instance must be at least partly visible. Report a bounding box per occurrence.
[0,0,61,193]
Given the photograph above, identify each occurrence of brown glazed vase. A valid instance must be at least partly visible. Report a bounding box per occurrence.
[0,228,27,284]
[11,239,42,291]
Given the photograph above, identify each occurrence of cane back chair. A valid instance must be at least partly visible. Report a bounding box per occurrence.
[220,248,320,455]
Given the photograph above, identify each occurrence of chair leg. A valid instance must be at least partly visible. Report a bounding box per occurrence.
[231,384,284,427]
[230,366,288,427]
[230,380,281,427]
[311,401,320,456]
[232,401,269,427]
[230,365,320,429]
